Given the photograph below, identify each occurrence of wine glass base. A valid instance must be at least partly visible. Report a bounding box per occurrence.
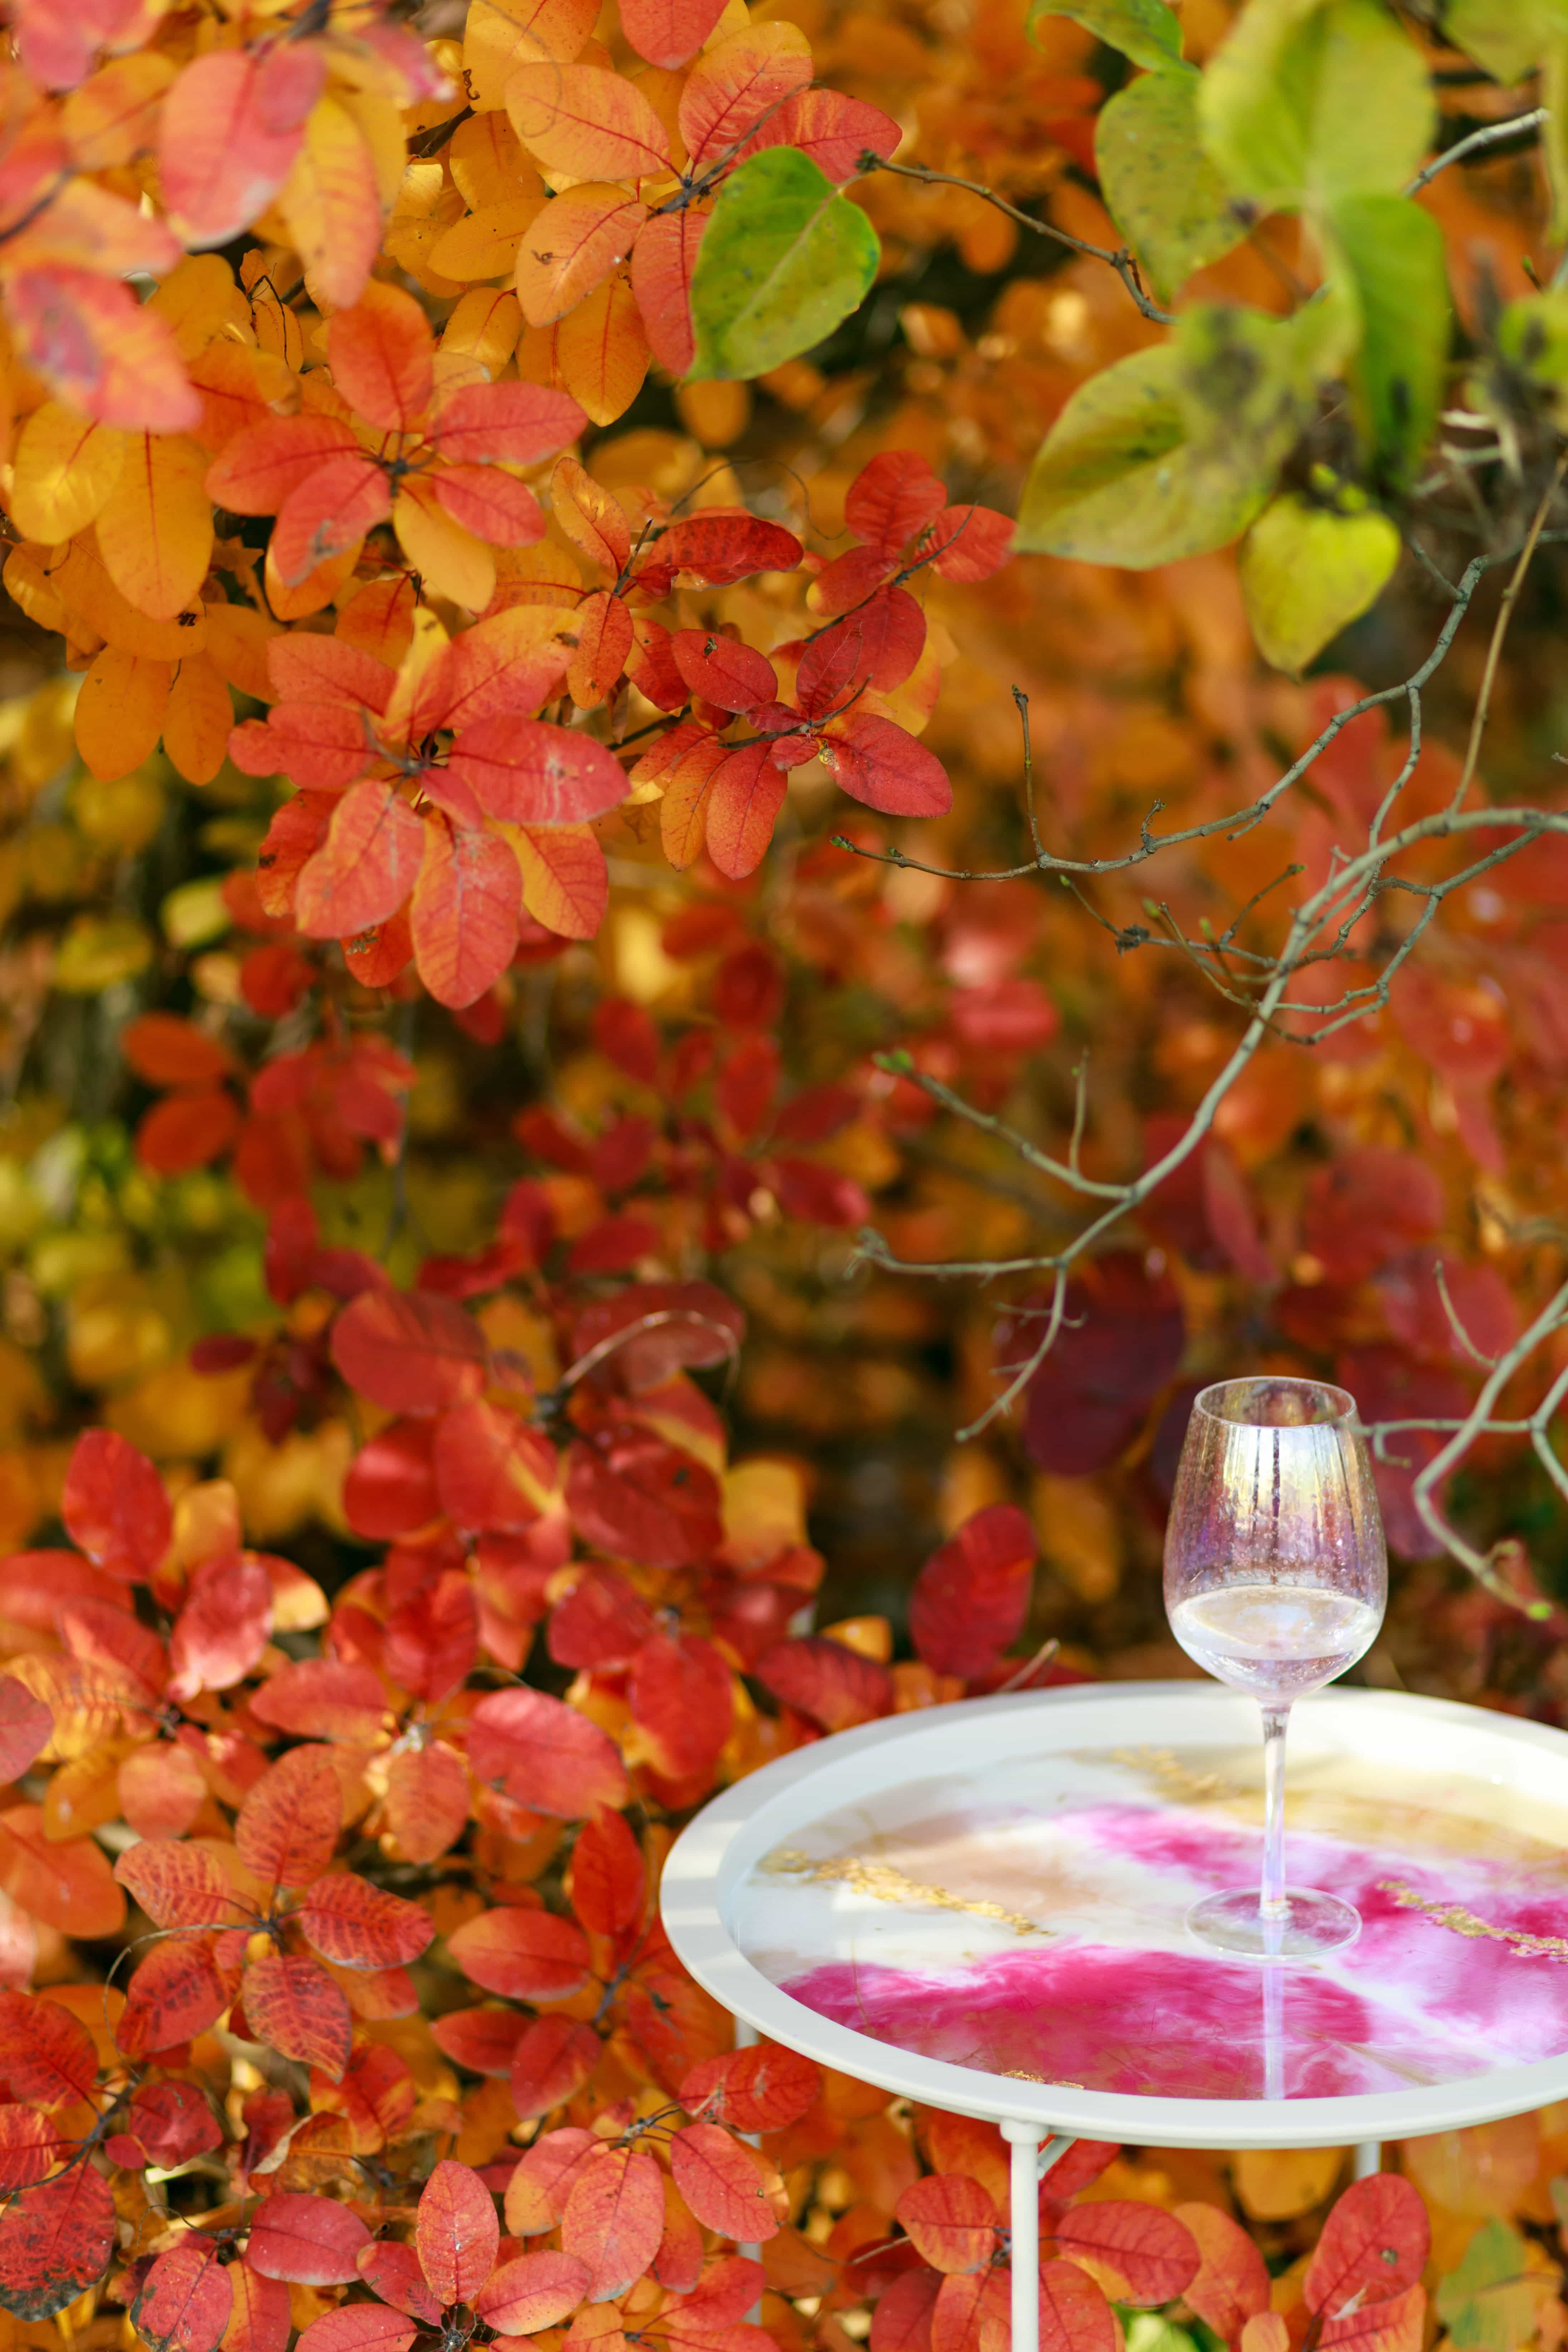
[1185,1887,1361,1962]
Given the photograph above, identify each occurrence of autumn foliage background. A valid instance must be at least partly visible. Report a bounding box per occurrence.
[2,0,1568,2343]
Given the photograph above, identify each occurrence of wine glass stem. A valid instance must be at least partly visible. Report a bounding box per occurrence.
[1261,1703,1290,1923]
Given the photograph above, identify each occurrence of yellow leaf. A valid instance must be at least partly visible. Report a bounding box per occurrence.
[163,654,233,785]
[1232,2145,1346,2222]
[73,647,172,781]
[95,433,213,621]
[60,51,178,170]
[50,536,208,657]
[10,404,128,542]
[450,111,541,209]
[394,481,496,610]
[1238,493,1400,675]
[148,253,249,362]
[53,915,155,993]
[280,95,383,311]
[263,535,361,620]
[71,768,167,854]
[550,272,650,426]
[430,196,546,282]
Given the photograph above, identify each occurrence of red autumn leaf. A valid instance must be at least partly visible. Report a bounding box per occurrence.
[895,2175,1000,2274]
[230,702,377,793]
[248,2195,373,2286]
[159,49,310,246]
[242,1952,353,2077]
[120,1013,235,1086]
[432,1401,556,1537]
[0,2164,116,2319]
[131,2238,233,2352]
[168,1555,273,1700]
[220,2263,292,2352]
[294,780,424,938]
[431,381,587,465]
[505,2125,598,2234]
[114,1840,239,1931]
[331,1288,488,1414]
[474,2249,591,2334]
[297,1873,434,1969]
[417,2158,500,2308]
[846,452,948,555]
[571,1804,646,1938]
[740,88,900,182]
[1303,2178,1429,2319]
[1300,1148,1444,1286]
[447,1905,591,2001]
[467,1685,629,1818]
[679,2045,819,2132]
[1318,2285,1425,2352]
[136,1088,242,1176]
[0,1992,97,2110]
[561,2146,666,2300]
[1049,2202,1199,2306]
[569,1282,745,1390]
[908,1503,1036,1679]
[297,2312,419,2352]
[106,2078,222,2170]
[871,2266,941,2352]
[60,1429,170,1582]
[0,1806,124,1937]
[671,630,776,712]
[343,1420,440,1541]
[235,1744,343,1889]
[329,282,433,434]
[1173,2203,1271,2344]
[823,713,951,817]
[357,2241,445,2324]
[669,2124,781,2242]
[0,1681,50,1786]
[384,1739,470,1866]
[930,2267,1009,2352]
[629,1632,734,1784]
[0,2107,62,2192]
[1001,1251,1186,1478]
[1037,2259,1118,2352]
[511,2016,602,2119]
[656,515,801,584]
[433,2008,526,2077]
[251,1659,390,1743]
[706,743,788,879]
[385,1571,480,1710]
[924,504,1014,582]
[618,0,727,67]
[755,1634,893,1730]
[117,1936,233,2059]
[445,718,627,826]
[411,822,522,1010]
[630,209,707,377]
[566,1435,723,1570]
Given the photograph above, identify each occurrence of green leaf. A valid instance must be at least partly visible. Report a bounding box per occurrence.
[688,150,880,381]
[1095,71,1249,304]
[1443,0,1557,83]
[1200,0,1435,214]
[1026,0,1184,72]
[1327,194,1450,484]
[1239,493,1400,672]
[1497,290,1568,403]
[1017,301,1341,566]
[1435,2220,1554,2352]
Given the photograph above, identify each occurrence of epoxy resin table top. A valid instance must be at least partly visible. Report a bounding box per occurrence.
[660,1685,1568,2148]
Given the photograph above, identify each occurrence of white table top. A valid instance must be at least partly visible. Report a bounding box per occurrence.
[661,1683,1568,2148]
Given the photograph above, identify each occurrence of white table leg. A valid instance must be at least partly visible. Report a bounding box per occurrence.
[1002,2121,1044,2352]
[1354,2140,1381,2179]
[734,2018,760,2307]
[1003,2126,1078,2352]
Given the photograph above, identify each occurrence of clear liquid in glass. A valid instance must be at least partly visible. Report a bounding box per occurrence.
[1169,1583,1381,1701]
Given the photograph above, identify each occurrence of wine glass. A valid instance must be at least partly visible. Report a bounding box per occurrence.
[1165,1376,1386,1962]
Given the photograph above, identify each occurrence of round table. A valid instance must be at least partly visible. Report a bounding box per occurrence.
[661,1684,1568,2352]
